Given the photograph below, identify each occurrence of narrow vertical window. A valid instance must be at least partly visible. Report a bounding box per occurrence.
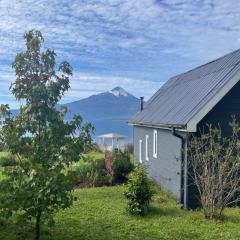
[139,139,142,163]
[145,135,149,161]
[153,130,157,158]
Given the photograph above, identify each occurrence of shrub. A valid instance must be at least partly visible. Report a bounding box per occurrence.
[124,166,154,215]
[75,156,109,187]
[188,120,240,219]
[0,142,5,152]
[112,151,134,184]
[74,151,134,187]
[0,152,17,167]
[74,160,91,185]
[125,143,134,155]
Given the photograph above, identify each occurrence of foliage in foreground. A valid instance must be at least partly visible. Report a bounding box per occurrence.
[188,119,240,220]
[124,166,154,215]
[0,30,93,240]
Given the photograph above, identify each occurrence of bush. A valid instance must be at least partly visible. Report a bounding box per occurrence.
[0,142,5,152]
[124,143,134,155]
[73,151,134,188]
[73,160,91,185]
[74,156,109,187]
[0,152,18,167]
[124,166,154,215]
[112,151,134,184]
[188,120,240,219]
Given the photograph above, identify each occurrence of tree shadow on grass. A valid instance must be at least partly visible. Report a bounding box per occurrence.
[147,205,183,218]
[222,211,240,224]
[0,217,54,240]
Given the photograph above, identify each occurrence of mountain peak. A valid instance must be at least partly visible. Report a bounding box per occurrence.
[109,86,129,97]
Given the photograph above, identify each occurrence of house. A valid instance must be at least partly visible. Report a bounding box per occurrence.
[98,133,126,152]
[129,49,240,209]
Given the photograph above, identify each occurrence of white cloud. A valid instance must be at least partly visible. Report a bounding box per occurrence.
[0,0,240,107]
[0,65,161,107]
[61,72,162,103]
[1,0,239,60]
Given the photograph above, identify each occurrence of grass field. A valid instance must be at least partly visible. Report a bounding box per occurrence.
[1,185,240,240]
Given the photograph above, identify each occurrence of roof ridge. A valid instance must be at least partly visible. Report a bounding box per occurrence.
[147,49,240,106]
[129,48,240,129]
[164,64,237,90]
[183,62,240,123]
[173,48,240,79]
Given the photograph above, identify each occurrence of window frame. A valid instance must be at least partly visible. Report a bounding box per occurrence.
[145,135,149,161]
[139,139,143,163]
[153,129,157,158]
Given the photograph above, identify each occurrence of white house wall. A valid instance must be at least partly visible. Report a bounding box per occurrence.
[133,125,183,202]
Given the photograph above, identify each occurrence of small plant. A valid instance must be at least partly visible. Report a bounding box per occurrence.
[124,166,153,215]
[112,151,134,184]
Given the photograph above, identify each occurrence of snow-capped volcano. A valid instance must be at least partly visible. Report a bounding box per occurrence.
[109,86,130,97]
[12,86,139,141]
[63,86,139,140]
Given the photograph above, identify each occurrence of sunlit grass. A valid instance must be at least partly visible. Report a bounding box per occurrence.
[1,185,240,240]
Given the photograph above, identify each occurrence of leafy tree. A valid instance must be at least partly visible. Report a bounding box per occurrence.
[0,30,93,240]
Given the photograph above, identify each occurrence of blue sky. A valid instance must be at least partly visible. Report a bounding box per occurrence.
[1,0,240,108]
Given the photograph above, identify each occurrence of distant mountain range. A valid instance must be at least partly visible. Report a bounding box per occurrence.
[11,87,140,141]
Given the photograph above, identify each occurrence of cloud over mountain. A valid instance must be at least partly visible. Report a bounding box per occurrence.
[1,1,240,107]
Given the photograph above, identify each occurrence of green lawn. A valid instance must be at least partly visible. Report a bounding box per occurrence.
[1,185,240,240]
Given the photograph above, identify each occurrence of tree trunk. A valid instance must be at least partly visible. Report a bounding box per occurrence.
[35,209,42,240]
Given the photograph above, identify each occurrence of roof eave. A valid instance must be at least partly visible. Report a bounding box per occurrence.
[128,121,187,131]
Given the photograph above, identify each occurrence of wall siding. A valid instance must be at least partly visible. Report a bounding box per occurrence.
[187,79,240,209]
[133,126,182,201]
[197,79,240,135]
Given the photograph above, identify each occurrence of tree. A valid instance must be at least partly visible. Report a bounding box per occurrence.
[0,30,93,240]
[188,120,240,219]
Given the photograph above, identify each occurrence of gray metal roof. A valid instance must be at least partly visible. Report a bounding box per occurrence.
[129,49,240,128]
